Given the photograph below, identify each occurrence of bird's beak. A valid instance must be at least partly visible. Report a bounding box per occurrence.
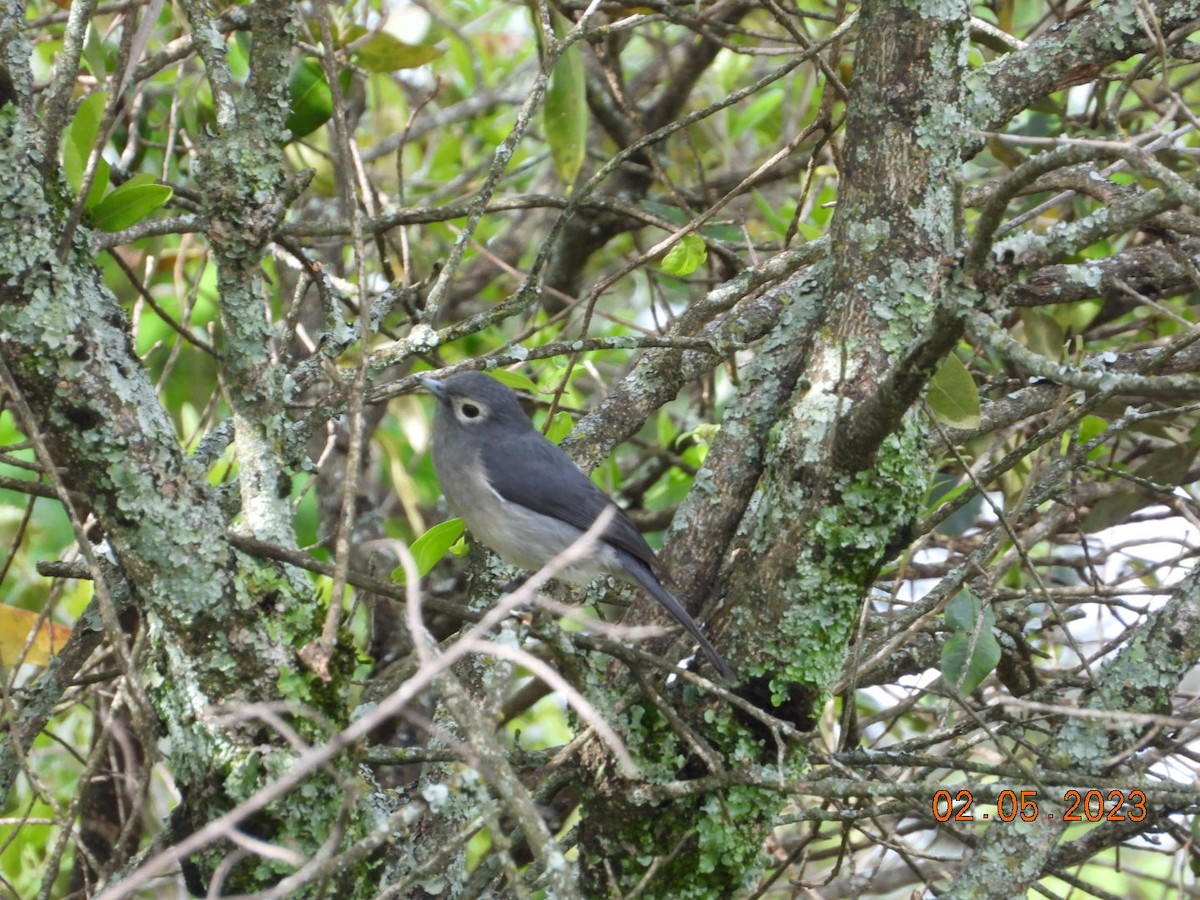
[417,375,445,400]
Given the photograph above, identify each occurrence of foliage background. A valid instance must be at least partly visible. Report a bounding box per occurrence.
[0,0,1199,897]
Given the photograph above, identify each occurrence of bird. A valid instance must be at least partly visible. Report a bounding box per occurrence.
[419,371,732,679]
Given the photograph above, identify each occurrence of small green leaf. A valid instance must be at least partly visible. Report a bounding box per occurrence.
[1077,415,1108,452]
[928,353,981,429]
[544,411,573,445]
[393,518,466,585]
[228,31,252,81]
[543,12,587,186]
[944,591,980,632]
[350,31,441,73]
[286,57,333,140]
[81,23,108,81]
[641,201,689,226]
[752,189,790,239]
[1053,298,1103,335]
[660,234,707,277]
[1019,308,1065,361]
[656,408,677,451]
[1082,442,1198,533]
[940,635,974,691]
[65,91,108,191]
[731,88,784,139]
[927,472,984,537]
[700,222,743,243]
[84,156,110,210]
[1080,493,1144,535]
[1192,819,1200,876]
[489,369,540,394]
[941,592,1001,694]
[86,175,172,231]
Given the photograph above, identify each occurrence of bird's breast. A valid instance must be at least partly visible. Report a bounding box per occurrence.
[439,457,621,581]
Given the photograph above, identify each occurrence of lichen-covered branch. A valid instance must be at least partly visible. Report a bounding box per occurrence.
[941,569,1200,899]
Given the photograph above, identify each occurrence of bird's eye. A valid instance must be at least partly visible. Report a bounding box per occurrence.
[460,402,481,419]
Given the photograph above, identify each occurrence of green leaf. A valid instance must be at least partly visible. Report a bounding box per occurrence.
[731,88,784,139]
[1053,298,1103,335]
[927,472,984,537]
[1082,442,1199,533]
[543,13,587,187]
[752,189,790,239]
[286,57,333,140]
[700,222,743,243]
[941,592,1001,694]
[944,591,980,632]
[660,233,707,277]
[1019,308,1065,361]
[1080,492,1144,535]
[81,23,108,81]
[65,91,108,191]
[641,201,689,226]
[489,369,540,394]
[86,175,172,231]
[84,156,111,210]
[656,409,677,451]
[927,353,981,429]
[350,30,442,73]
[1077,415,1108,451]
[227,31,252,81]
[393,518,465,585]
[544,411,573,445]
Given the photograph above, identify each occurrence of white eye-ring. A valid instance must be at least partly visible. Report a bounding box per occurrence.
[457,400,484,421]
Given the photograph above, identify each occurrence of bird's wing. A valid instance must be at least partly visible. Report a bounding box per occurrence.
[480,429,662,574]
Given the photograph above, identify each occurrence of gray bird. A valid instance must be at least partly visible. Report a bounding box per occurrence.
[420,371,732,679]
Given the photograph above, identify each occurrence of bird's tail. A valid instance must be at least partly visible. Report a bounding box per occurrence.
[621,555,734,680]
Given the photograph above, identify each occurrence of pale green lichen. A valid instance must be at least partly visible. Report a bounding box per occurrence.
[767,418,930,693]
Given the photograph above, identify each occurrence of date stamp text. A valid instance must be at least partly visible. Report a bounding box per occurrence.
[932,789,1147,823]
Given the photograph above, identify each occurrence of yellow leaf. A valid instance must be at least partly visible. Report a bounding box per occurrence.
[0,604,72,666]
